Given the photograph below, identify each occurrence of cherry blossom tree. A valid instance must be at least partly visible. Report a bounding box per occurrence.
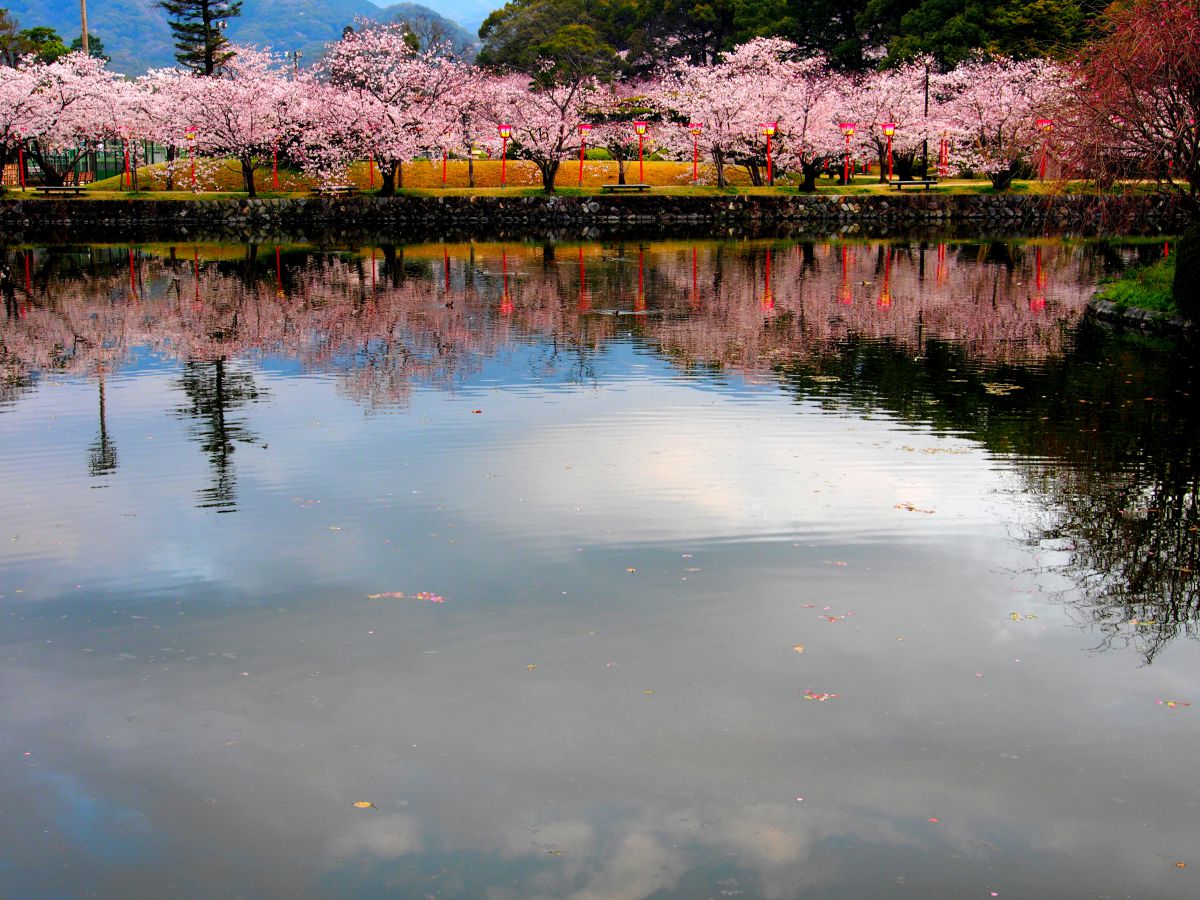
[841,62,950,182]
[321,21,464,196]
[482,71,599,193]
[165,46,296,196]
[942,57,1066,190]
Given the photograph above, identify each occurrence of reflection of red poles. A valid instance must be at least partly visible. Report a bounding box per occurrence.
[498,124,511,189]
[444,246,450,292]
[634,121,648,182]
[128,248,137,297]
[839,122,856,184]
[840,244,852,304]
[193,247,200,304]
[936,242,947,285]
[23,251,31,295]
[577,123,591,187]
[1164,241,1170,258]
[760,122,777,186]
[635,248,645,311]
[691,245,698,306]
[275,245,283,296]
[881,122,895,181]
[879,247,892,307]
[371,246,376,294]
[688,123,703,183]
[1031,246,1046,312]
[500,250,512,314]
[578,246,589,311]
[762,248,773,309]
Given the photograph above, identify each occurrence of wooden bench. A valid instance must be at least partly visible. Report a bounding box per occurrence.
[891,179,938,190]
[35,185,86,195]
[600,183,651,193]
[314,185,357,196]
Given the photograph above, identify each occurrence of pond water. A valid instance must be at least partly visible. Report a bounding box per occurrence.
[1,238,1197,899]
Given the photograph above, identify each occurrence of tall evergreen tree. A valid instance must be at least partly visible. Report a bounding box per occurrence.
[157,0,241,75]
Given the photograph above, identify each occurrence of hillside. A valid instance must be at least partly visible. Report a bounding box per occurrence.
[3,0,478,76]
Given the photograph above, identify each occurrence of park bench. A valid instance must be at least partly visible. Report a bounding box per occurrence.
[600,183,651,193]
[314,185,357,196]
[891,179,938,191]
[35,185,86,196]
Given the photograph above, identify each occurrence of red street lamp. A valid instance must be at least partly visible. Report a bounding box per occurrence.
[16,131,25,191]
[633,121,648,183]
[839,122,856,185]
[760,121,777,186]
[688,122,703,183]
[272,141,279,190]
[498,123,511,188]
[185,125,197,191]
[577,123,591,187]
[1036,117,1053,180]
[880,122,896,181]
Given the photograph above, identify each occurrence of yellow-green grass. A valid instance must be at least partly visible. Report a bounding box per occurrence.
[14,157,1103,198]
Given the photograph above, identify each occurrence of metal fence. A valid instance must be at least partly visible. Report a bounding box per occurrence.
[3,141,171,186]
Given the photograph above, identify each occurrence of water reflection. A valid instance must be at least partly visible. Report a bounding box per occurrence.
[1,238,1198,897]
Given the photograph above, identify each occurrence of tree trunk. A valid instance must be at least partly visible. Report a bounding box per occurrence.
[713,149,726,189]
[537,159,560,193]
[379,161,398,197]
[989,164,1017,191]
[1174,224,1200,320]
[467,153,474,188]
[166,145,177,190]
[241,157,256,197]
[397,161,403,190]
[617,157,626,185]
[798,161,820,193]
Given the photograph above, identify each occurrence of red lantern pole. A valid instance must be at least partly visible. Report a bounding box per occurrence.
[688,123,703,184]
[760,122,777,186]
[881,122,895,181]
[186,126,197,191]
[272,142,279,189]
[369,158,375,188]
[498,124,511,189]
[1036,118,1053,181]
[634,121,648,183]
[123,140,131,188]
[839,122,856,185]
[17,142,25,190]
[577,123,591,187]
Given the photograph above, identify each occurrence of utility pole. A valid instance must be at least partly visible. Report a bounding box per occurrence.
[80,0,89,56]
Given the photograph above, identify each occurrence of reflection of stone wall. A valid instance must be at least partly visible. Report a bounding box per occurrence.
[0,194,1186,241]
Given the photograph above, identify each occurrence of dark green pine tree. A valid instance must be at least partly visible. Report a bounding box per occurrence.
[157,0,242,75]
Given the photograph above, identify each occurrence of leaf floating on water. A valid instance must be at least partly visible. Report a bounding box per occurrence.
[982,382,1022,396]
[895,502,935,514]
[352,801,377,809]
[626,568,637,573]
[803,690,839,701]
[527,664,537,671]
[809,375,841,384]
[366,591,445,603]
[1008,612,1038,621]
[1175,862,1187,868]
[1131,618,1158,627]
[928,817,940,823]
[793,644,805,654]
[643,690,655,695]
[824,561,848,567]
[1156,699,1191,708]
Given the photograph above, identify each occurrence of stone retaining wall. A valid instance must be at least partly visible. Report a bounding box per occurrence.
[0,192,1186,242]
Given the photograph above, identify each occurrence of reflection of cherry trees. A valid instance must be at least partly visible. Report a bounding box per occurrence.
[1008,339,1200,664]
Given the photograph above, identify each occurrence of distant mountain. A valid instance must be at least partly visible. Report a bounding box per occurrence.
[4,0,479,76]
[372,0,492,31]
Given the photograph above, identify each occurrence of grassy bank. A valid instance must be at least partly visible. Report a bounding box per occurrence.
[1097,256,1177,313]
[5,158,1103,199]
